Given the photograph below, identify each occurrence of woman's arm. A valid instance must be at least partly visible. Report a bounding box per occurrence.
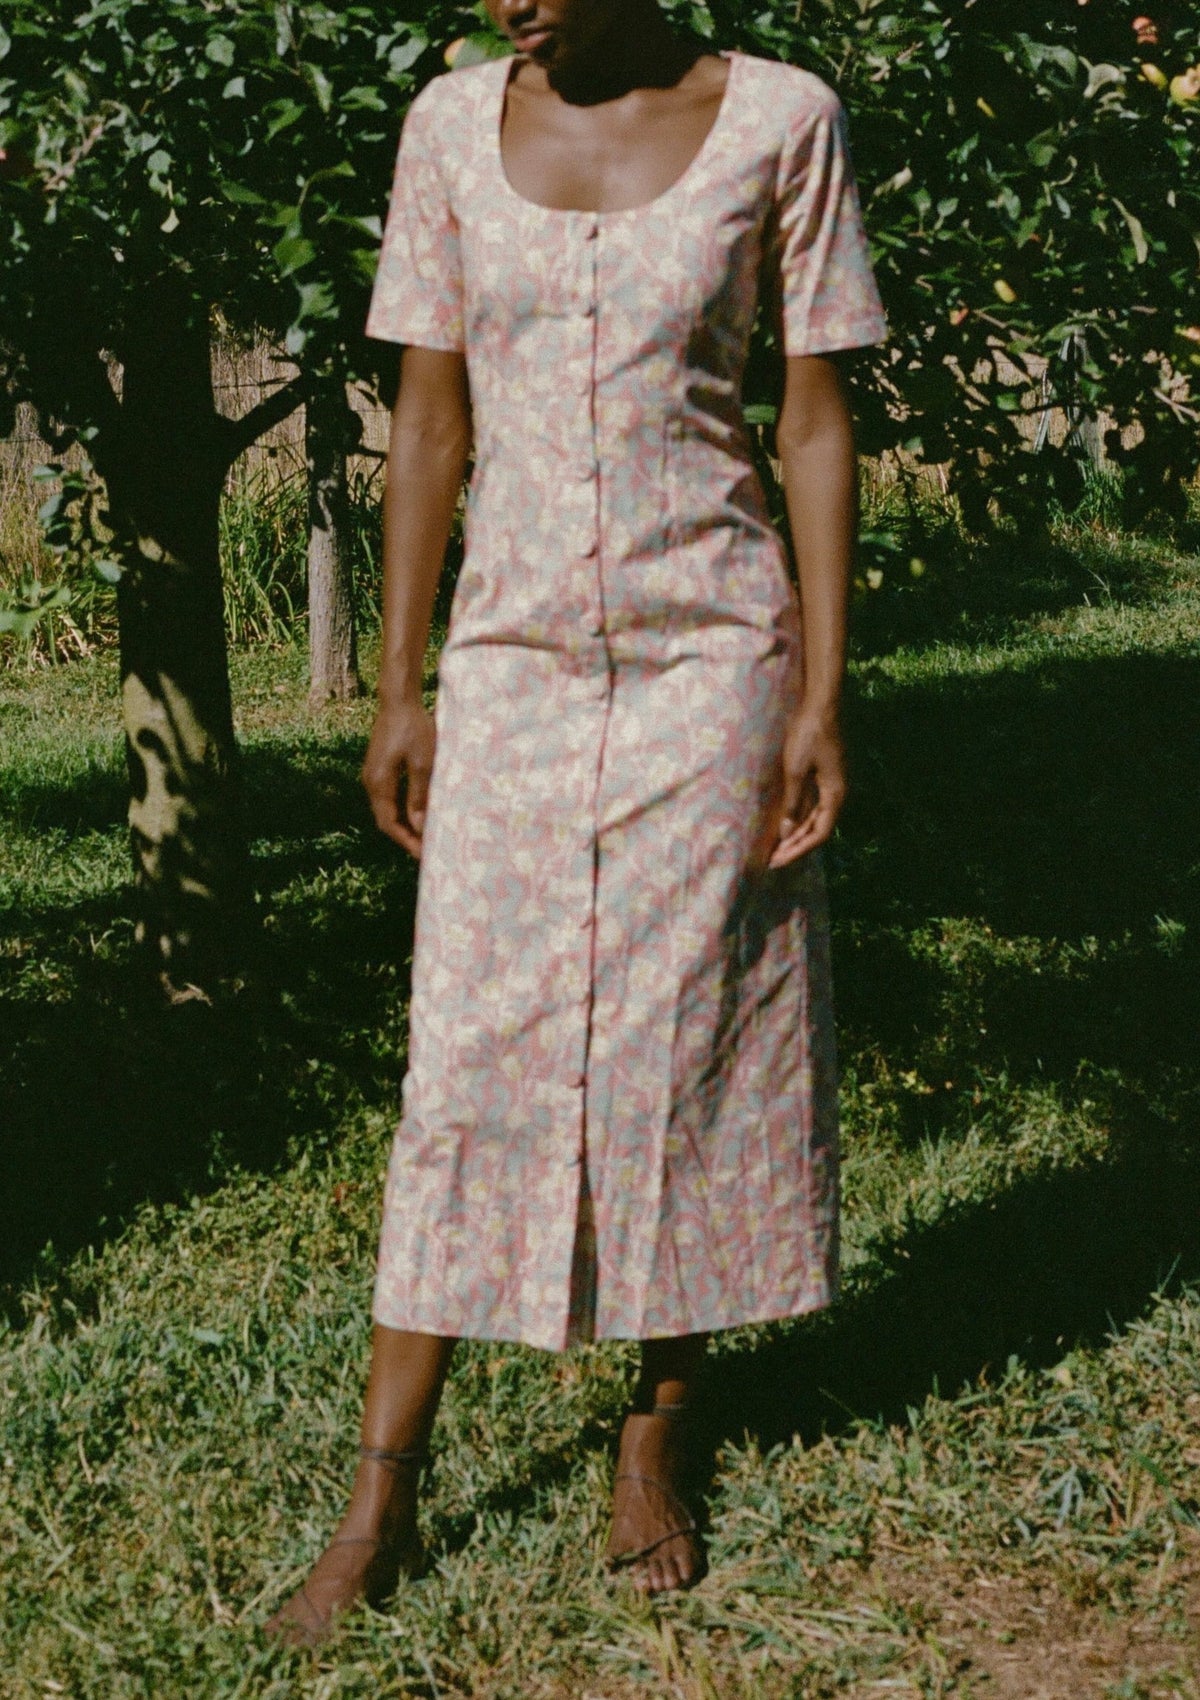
[361,346,472,856]
[768,352,858,870]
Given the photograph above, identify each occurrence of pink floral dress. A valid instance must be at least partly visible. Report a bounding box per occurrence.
[365,51,887,1351]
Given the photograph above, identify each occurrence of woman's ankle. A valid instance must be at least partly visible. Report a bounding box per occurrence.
[342,1461,419,1540]
[632,1332,707,1414]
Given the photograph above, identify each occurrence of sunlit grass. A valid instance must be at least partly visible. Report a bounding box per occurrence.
[2,510,1199,1696]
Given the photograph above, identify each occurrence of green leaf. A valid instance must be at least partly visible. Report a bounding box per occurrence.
[205,36,235,68]
[266,204,302,234]
[220,180,268,206]
[222,77,246,100]
[0,580,72,636]
[1016,36,1078,83]
[295,278,335,321]
[349,245,380,283]
[871,165,914,199]
[0,606,43,637]
[308,161,355,185]
[263,98,305,140]
[452,32,513,69]
[341,85,387,112]
[273,233,315,276]
[307,64,333,114]
[1111,197,1149,265]
[1083,62,1124,100]
[387,35,427,75]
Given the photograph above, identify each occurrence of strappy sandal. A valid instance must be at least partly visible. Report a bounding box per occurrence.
[606,1402,708,1592]
[265,1443,427,1649]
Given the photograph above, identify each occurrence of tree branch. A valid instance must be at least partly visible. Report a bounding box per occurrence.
[24,338,123,459]
[218,372,310,467]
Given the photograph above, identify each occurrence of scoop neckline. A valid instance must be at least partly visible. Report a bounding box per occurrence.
[492,49,739,220]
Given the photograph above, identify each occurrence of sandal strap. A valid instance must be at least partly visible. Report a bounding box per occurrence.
[624,1402,689,1422]
[609,1523,701,1565]
[608,1472,700,1566]
[611,1472,698,1538]
[359,1443,426,1471]
[294,1585,327,1637]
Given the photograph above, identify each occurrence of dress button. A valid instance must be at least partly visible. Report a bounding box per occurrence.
[576,464,595,482]
[578,536,597,557]
[582,613,603,637]
[583,218,599,241]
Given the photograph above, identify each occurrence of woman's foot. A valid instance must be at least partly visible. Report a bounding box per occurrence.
[264,1447,425,1649]
[606,1407,707,1595]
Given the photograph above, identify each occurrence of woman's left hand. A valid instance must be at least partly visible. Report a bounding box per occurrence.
[768,706,847,869]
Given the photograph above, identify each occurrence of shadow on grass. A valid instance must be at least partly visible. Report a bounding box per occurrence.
[0,743,419,1318]
[703,643,1200,1451]
[710,1126,1200,1457]
[834,649,1200,1110]
[1,764,127,838]
[848,516,1179,658]
[2,639,1198,1471]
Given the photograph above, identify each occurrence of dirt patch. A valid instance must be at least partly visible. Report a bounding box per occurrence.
[874,1542,1200,1699]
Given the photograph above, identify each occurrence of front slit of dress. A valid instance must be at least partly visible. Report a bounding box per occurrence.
[365,53,887,1350]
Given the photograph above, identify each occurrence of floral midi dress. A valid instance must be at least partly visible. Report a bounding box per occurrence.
[365,50,887,1352]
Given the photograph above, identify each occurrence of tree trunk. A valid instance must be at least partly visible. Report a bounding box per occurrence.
[306,378,361,708]
[100,293,249,1000]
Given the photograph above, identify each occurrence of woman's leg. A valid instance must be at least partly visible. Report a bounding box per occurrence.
[266,1326,456,1644]
[608,1332,708,1594]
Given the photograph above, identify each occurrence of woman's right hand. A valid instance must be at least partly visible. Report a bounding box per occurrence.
[361,697,436,858]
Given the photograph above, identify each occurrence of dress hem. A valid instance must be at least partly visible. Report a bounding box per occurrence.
[371,1286,837,1354]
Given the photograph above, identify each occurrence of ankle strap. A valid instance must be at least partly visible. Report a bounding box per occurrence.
[626,1401,689,1421]
[359,1442,426,1470]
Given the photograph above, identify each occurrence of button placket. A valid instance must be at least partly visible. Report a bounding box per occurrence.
[576,217,604,639]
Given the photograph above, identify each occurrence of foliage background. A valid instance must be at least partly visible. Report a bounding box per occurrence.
[2,0,1198,638]
[3,3,1200,1693]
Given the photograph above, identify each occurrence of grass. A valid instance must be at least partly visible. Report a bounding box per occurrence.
[2,501,1200,1697]
[1,458,389,665]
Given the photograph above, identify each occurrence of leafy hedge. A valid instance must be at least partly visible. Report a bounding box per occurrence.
[655,0,1199,529]
[1,0,1198,532]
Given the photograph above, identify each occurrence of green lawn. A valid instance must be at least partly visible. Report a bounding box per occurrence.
[2,513,1199,1698]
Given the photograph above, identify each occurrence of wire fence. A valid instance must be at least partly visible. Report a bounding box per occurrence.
[4,335,1132,596]
[0,341,393,582]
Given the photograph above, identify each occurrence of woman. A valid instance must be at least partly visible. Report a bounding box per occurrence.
[268,0,885,1644]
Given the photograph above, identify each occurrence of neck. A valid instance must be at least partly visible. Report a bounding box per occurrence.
[544,3,701,104]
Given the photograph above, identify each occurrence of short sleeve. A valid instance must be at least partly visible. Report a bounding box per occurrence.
[366,86,465,351]
[771,86,887,357]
